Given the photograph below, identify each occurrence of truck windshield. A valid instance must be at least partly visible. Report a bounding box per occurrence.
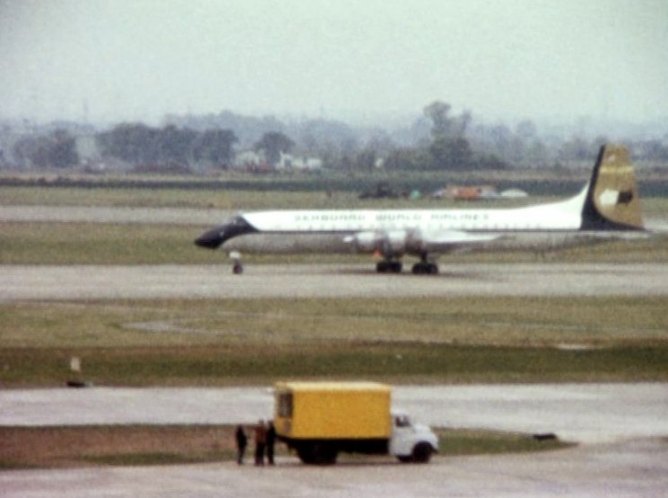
[394,414,411,427]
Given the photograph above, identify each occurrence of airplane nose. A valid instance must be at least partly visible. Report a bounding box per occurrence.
[195,227,225,249]
[195,216,257,249]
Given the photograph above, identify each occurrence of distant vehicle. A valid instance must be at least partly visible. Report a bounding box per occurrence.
[434,184,498,201]
[274,381,439,464]
[359,181,400,199]
[196,144,646,274]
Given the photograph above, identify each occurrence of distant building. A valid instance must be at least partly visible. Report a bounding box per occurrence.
[276,152,323,171]
[75,134,100,164]
[233,150,272,173]
[234,150,262,167]
[233,150,323,173]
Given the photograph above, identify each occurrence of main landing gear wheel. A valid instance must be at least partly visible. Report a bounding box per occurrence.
[411,262,439,275]
[376,260,403,273]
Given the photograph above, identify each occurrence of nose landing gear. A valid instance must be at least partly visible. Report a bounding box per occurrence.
[229,251,243,274]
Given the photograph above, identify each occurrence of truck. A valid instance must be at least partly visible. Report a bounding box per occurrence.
[274,381,439,465]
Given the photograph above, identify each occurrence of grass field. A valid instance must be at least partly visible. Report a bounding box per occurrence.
[0,185,564,211]
[0,222,217,265]
[3,185,668,212]
[0,186,351,210]
[1,296,666,387]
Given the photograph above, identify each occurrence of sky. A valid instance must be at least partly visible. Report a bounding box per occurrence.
[1,0,667,126]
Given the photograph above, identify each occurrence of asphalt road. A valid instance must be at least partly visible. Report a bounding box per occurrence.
[0,205,229,225]
[1,439,666,498]
[2,262,668,301]
[1,384,667,497]
[2,384,667,444]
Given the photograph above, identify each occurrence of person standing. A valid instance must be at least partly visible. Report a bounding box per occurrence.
[266,420,276,465]
[254,419,267,466]
[234,425,247,465]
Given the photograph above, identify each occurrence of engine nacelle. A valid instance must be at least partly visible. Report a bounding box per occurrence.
[345,230,425,257]
[344,231,383,252]
[382,230,409,256]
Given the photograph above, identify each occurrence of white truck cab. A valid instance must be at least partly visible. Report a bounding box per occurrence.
[390,411,440,463]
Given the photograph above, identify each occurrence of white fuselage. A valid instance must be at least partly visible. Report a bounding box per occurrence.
[244,187,584,235]
[224,188,589,256]
[244,201,582,234]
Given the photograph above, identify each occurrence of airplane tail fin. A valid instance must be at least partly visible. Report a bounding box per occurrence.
[580,144,644,231]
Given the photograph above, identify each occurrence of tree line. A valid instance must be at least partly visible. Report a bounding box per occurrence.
[9,124,296,172]
[12,129,79,169]
[96,124,238,169]
[5,101,668,172]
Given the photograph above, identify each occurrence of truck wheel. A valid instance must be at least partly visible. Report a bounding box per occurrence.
[411,443,433,464]
[297,444,338,465]
[312,444,338,465]
[297,447,315,464]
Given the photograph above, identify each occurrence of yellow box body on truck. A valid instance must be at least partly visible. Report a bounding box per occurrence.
[275,381,391,440]
[274,381,440,464]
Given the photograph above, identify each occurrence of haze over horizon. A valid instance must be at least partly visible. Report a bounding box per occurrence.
[1,0,667,127]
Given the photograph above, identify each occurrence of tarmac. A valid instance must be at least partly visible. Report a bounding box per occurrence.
[2,262,668,301]
[1,384,667,497]
[0,205,228,225]
[2,384,667,444]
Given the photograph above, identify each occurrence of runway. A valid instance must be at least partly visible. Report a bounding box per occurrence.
[2,262,668,301]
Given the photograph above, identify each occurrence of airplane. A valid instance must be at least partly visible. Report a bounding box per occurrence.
[195,144,646,274]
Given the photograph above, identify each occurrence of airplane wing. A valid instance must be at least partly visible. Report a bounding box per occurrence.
[419,230,501,252]
[345,229,501,256]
